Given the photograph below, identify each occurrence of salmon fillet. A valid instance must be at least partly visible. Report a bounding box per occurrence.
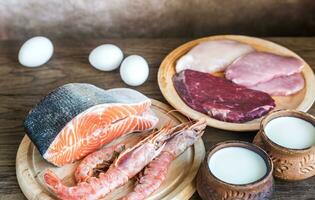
[44,101,157,166]
[24,83,158,166]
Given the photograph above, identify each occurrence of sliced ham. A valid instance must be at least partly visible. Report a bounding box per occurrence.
[249,73,304,96]
[176,40,254,73]
[225,52,304,87]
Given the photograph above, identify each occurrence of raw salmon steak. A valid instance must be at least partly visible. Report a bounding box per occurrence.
[24,83,158,166]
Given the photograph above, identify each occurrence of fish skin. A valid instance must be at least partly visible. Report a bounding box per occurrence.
[24,83,157,166]
[24,83,117,156]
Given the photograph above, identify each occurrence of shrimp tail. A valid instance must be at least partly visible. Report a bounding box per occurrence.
[44,170,62,190]
[44,170,96,200]
[44,170,70,200]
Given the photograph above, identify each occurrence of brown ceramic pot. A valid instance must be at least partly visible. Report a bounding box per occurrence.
[253,109,315,181]
[197,141,274,200]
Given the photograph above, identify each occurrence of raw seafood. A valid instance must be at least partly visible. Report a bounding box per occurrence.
[44,103,157,166]
[123,119,206,200]
[176,39,254,73]
[24,84,158,166]
[173,70,275,122]
[225,52,304,86]
[249,73,305,96]
[43,122,194,200]
[74,143,126,183]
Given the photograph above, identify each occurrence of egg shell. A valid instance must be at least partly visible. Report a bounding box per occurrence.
[120,55,149,86]
[18,36,54,67]
[89,44,123,71]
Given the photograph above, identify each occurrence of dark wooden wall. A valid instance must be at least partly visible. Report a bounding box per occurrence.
[0,0,314,40]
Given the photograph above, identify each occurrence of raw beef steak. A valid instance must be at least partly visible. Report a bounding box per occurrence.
[173,70,275,123]
[225,52,303,86]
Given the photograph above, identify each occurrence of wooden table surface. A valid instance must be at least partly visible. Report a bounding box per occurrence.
[0,37,314,200]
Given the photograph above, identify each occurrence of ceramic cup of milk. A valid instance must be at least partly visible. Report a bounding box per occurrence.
[253,109,315,181]
[197,141,274,200]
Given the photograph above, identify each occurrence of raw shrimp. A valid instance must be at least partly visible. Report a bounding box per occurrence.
[44,125,175,200]
[122,119,206,200]
[74,143,126,183]
[74,130,157,183]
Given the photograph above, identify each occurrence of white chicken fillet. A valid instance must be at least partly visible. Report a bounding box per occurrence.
[176,39,254,73]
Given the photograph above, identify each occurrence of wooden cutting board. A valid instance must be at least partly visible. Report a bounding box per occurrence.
[16,99,205,200]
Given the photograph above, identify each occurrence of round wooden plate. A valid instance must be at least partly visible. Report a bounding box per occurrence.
[158,35,315,131]
[16,99,205,200]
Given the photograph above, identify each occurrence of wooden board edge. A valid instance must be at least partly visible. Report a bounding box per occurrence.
[297,66,315,111]
[16,135,52,200]
[162,139,205,200]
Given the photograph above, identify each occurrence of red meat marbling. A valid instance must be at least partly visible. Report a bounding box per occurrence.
[173,70,275,123]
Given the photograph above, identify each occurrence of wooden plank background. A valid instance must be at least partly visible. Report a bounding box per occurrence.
[0,37,314,200]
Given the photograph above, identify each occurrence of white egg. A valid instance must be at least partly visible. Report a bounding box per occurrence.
[18,36,54,67]
[120,55,149,86]
[89,44,123,71]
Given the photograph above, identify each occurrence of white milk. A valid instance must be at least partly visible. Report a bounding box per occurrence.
[208,147,267,185]
[265,117,315,149]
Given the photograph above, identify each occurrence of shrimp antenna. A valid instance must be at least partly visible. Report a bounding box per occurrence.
[166,109,194,124]
[190,118,207,130]
[168,118,207,139]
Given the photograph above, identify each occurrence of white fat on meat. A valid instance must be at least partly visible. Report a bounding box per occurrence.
[176,40,255,73]
[225,52,304,87]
